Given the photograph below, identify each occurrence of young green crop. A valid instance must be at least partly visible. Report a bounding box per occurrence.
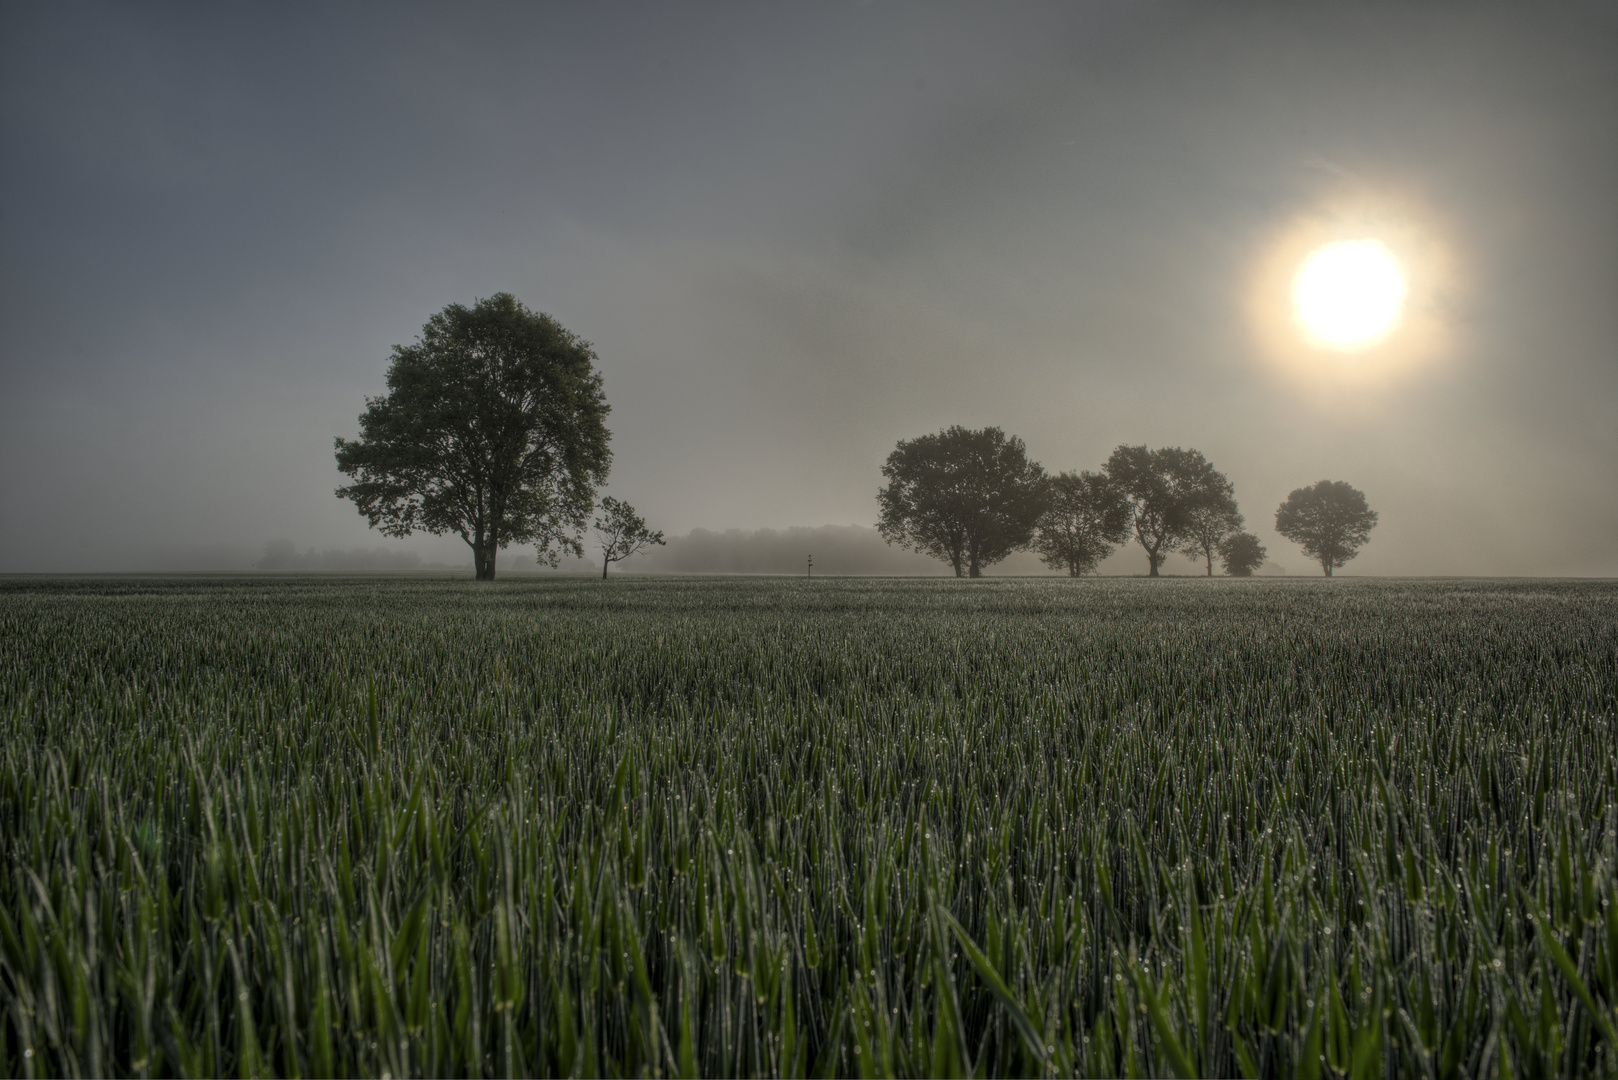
[0,575,1615,1077]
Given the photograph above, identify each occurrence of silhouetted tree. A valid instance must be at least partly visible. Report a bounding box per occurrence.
[877,426,1047,577]
[1104,445,1229,577]
[334,294,611,580]
[1275,480,1378,577]
[1218,532,1267,577]
[1033,470,1131,576]
[1178,475,1243,577]
[594,497,664,579]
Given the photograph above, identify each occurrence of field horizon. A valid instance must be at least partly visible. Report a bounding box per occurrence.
[8,570,1614,582]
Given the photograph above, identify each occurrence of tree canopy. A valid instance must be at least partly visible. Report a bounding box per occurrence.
[334,294,611,580]
[1275,480,1378,577]
[1104,445,1231,577]
[593,497,665,579]
[1218,532,1267,577]
[1177,478,1243,577]
[876,426,1047,577]
[1033,470,1131,576]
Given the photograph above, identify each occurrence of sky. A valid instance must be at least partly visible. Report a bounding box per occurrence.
[2,2,1615,576]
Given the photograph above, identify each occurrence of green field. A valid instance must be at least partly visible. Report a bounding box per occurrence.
[1,575,1615,1078]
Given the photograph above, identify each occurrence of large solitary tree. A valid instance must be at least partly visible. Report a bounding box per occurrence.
[877,425,1047,577]
[334,294,611,580]
[1104,445,1231,577]
[1033,470,1131,576]
[1275,480,1378,577]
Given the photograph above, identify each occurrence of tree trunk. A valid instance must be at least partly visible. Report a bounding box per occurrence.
[1147,546,1160,577]
[1323,561,1333,578]
[602,555,610,579]
[472,536,497,580]
[1206,549,1214,576]
[950,550,964,577]
[968,548,981,577]
[472,495,496,580]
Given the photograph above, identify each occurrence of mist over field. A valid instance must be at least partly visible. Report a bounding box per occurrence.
[2,4,1615,576]
[556,525,1294,578]
[161,526,1291,578]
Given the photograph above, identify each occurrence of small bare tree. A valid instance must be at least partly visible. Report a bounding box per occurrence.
[593,497,665,579]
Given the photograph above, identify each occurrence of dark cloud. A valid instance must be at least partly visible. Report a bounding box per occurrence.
[2,3,1613,575]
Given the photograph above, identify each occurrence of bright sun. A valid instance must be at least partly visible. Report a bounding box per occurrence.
[1292,240,1407,350]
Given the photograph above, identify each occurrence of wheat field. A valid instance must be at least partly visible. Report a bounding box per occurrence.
[1,575,1614,1077]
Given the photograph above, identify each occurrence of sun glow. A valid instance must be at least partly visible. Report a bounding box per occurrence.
[1246,187,1456,396]
[1292,241,1406,350]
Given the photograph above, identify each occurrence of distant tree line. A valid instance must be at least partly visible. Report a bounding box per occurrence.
[256,540,428,572]
[878,426,1376,577]
[623,525,968,576]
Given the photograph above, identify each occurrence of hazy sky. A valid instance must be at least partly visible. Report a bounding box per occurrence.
[3,3,1615,575]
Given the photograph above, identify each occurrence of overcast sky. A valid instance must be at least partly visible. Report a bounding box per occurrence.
[2,3,1614,575]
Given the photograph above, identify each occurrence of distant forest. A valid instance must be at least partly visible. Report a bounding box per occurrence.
[256,539,450,572]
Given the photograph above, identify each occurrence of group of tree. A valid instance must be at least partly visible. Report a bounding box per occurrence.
[334,294,660,580]
[878,425,1376,577]
[334,297,1374,582]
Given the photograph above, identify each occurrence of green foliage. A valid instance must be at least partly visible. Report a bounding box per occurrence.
[1177,484,1243,578]
[1275,481,1378,578]
[1,576,1616,1078]
[1219,532,1267,578]
[1105,445,1234,578]
[877,426,1048,577]
[334,294,612,579]
[1033,471,1131,577]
